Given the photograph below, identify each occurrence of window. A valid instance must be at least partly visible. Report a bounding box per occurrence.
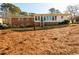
[35,16,38,21]
[38,16,40,20]
[44,16,52,21]
[61,16,63,19]
[52,16,54,20]
[41,16,43,21]
[47,16,50,20]
[54,16,57,20]
[44,16,46,21]
[49,16,51,20]
[45,16,48,21]
[35,16,40,21]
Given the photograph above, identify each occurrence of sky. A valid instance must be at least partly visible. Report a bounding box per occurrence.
[14,0,79,14]
[14,3,66,13]
[0,0,79,13]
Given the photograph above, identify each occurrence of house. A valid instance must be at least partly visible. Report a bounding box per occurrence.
[2,13,70,27]
[33,14,70,26]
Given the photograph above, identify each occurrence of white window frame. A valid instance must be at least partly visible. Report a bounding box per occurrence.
[34,16,40,22]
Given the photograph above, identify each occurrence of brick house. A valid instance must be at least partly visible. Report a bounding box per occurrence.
[3,13,70,27]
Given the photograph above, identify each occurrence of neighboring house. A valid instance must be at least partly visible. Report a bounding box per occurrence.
[1,13,71,27]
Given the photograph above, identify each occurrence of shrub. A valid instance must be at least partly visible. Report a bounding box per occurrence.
[58,20,70,25]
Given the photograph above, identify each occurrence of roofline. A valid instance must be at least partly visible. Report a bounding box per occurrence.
[11,16,34,18]
[33,13,71,16]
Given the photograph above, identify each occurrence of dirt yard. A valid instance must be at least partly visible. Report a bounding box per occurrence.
[0,24,79,55]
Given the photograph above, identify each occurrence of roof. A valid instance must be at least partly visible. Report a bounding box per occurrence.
[11,16,34,18]
[33,13,71,16]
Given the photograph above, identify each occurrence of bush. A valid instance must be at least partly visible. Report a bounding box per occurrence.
[58,20,70,25]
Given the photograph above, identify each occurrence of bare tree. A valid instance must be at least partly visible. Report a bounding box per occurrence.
[67,5,79,23]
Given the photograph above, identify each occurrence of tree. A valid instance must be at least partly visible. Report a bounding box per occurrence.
[8,4,21,16]
[55,9,61,13]
[67,5,79,23]
[19,11,28,16]
[49,8,61,14]
[49,8,55,14]
[0,3,21,17]
[0,3,21,24]
[28,13,35,16]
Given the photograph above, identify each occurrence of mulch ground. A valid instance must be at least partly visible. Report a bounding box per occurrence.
[0,24,79,55]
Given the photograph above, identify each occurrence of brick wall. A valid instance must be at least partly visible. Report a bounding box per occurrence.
[11,18,58,27]
[35,22,58,26]
[11,18,34,27]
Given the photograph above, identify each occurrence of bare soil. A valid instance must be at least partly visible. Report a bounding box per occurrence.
[0,24,79,55]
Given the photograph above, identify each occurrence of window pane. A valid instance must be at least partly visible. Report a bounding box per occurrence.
[38,16,40,20]
[49,16,50,20]
[41,16,43,21]
[45,16,47,21]
[47,16,49,20]
[44,16,46,21]
[35,16,37,21]
[49,16,52,20]
[52,16,54,20]
[55,16,57,20]
[61,16,63,19]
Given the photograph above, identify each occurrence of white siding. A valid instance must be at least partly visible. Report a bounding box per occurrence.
[34,15,68,22]
[56,16,68,22]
